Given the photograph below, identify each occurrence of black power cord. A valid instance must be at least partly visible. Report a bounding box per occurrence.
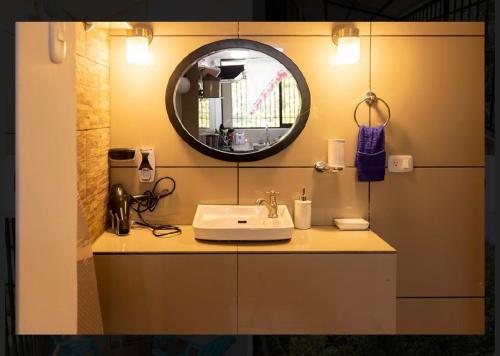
[129,176,182,237]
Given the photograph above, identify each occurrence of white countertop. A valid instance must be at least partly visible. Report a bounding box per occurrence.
[92,226,395,254]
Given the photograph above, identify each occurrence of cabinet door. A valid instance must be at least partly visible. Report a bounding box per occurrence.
[94,254,237,334]
[238,253,396,334]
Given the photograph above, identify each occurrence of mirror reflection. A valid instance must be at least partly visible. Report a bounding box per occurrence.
[174,48,302,153]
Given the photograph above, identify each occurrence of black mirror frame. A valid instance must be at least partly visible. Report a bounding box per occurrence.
[165,39,311,162]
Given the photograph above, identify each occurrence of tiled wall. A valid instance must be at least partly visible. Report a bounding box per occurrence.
[75,23,110,243]
[368,24,484,334]
[109,22,484,333]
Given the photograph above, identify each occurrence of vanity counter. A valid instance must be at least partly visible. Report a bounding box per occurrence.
[93,225,396,334]
[92,225,395,254]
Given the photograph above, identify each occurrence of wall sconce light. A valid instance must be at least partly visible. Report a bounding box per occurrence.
[332,26,360,64]
[126,24,153,64]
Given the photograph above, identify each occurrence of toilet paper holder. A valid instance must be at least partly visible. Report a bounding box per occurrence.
[314,161,343,173]
[314,138,345,173]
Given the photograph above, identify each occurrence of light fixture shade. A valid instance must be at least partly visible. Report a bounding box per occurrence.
[337,36,360,64]
[126,36,150,64]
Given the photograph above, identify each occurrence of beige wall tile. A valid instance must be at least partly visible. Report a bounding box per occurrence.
[98,65,110,125]
[82,127,109,243]
[397,298,484,334]
[85,128,110,197]
[76,24,110,243]
[76,55,110,129]
[239,36,370,167]
[110,167,237,225]
[239,168,368,225]
[77,131,87,200]
[83,189,108,243]
[86,28,109,66]
[110,36,237,166]
[372,22,484,36]
[239,22,370,36]
[370,168,484,297]
[76,56,99,130]
[371,36,484,166]
[75,22,86,57]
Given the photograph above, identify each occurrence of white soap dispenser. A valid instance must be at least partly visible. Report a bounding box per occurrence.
[294,188,312,230]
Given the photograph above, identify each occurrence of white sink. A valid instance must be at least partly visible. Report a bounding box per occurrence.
[193,205,294,241]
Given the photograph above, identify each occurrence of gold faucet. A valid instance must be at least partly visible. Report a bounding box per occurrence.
[256,190,279,218]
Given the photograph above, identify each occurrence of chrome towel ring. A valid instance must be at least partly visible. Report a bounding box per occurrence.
[353,91,391,127]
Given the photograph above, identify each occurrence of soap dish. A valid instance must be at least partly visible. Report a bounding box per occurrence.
[333,218,369,231]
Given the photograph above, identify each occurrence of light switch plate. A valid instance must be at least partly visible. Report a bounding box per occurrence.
[388,155,413,172]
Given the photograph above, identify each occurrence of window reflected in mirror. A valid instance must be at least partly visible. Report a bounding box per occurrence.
[174,48,303,153]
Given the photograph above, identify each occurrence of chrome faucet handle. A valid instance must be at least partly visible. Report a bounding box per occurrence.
[266,190,279,198]
[257,191,279,218]
[266,190,279,205]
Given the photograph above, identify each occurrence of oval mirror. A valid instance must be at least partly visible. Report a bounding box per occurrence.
[166,39,310,162]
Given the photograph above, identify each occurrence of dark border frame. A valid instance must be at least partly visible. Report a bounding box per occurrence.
[165,39,311,162]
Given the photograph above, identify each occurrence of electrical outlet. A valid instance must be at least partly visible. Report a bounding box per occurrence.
[388,155,413,172]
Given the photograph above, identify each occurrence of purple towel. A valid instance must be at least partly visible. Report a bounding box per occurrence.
[355,125,386,181]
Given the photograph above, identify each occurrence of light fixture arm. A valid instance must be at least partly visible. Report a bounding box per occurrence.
[332,26,360,45]
[127,25,153,45]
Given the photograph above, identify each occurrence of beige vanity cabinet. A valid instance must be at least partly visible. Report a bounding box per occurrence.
[92,227,396,334]
[94,253,238,334]
[237,253,396,334]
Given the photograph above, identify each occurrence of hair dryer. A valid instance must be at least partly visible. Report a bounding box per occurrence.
[109,184,159,236]
[108,177,179,237]
[109,184,132,236]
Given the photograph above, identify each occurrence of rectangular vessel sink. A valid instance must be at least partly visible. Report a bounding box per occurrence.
[193,205,294,241]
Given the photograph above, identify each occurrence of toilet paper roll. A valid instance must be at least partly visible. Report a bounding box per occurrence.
[327,139,345,169]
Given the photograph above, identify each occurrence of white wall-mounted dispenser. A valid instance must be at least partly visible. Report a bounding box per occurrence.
[108,148,140,167]
[108,147,156,183]
[138,148,155,182]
